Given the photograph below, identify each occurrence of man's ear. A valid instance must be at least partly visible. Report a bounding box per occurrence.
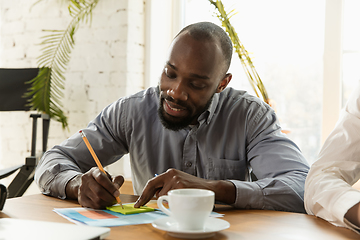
[216,73,232,93]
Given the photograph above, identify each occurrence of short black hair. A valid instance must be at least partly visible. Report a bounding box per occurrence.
[176,22,233,73]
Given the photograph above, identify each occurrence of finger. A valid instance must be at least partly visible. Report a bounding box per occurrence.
[80,174,114,208]
[134,177,163,208]
[78,194,95,208]
[156,176,175,197]
[86,189,109,209]
[155,188,162,198]
[80,168,116,207]
[157,172,186,197]
[113,175,124,190]
[112,175,124,197]
[81,190,114,209]
[78,179,107,209]
[156,185,172,197]
[92,169,121,199]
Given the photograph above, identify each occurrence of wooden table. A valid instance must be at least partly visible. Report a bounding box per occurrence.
[1,194,359,240]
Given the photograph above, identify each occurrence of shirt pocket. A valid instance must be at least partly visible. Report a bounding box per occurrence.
[206,158,248,181]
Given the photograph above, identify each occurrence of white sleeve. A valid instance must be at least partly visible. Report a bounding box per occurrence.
[305,82,360,231]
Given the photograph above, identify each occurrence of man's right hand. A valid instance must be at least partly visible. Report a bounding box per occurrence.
[65,167,124,209]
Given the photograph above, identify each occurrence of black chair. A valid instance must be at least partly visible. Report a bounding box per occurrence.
[0,68,50,198]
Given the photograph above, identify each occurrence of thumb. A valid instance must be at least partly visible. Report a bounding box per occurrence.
[113,175,125,190]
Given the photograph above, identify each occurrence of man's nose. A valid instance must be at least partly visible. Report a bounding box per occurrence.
[167,81,188,102]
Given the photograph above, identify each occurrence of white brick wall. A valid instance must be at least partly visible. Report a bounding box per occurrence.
[0,0,145,194]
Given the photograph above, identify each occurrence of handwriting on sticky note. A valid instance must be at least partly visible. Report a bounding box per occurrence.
[106,203,154,215]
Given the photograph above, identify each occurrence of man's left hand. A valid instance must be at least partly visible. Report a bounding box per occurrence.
[133,168,236,208]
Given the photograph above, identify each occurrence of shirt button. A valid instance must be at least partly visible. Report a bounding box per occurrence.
[185,162,192,167]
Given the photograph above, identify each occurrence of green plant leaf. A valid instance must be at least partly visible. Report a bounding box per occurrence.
[25,0,99,129]
[209,0,269,103]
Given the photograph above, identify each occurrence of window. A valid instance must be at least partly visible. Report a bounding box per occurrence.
[182,0,325,164]
[342,0,360,106]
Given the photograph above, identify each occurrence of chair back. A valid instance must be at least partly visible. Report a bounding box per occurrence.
[0,68,50,198]
[0,68,39,111]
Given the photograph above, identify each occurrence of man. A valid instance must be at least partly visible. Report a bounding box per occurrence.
[35,22,309,212]
[305,81,360,232]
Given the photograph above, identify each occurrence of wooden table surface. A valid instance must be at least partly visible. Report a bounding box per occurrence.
[1,194,359,240]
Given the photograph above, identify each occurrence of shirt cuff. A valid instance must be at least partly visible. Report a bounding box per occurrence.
[344,218,360,233]
[51,170,82,199]
[229,180,263,209]
[332,190,360,225]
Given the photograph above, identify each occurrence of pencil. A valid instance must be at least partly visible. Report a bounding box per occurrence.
[79,130,124,209]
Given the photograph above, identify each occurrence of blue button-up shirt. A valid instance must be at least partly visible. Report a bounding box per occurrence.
[35,87,309,212]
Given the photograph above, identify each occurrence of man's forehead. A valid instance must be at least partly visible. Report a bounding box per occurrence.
[166,61,210,80]
[169,32,222,59]
[171,31,220,48]
[167,32,225,76]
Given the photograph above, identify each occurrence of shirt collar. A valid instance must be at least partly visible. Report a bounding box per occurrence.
[197,92,220,125]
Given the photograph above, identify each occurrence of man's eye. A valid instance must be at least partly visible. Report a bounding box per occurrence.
[191,83,206,90]
[165,68,176,79]
[166,73,176,79]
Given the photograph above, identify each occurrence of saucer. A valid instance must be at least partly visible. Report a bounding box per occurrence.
[152,217,230,239]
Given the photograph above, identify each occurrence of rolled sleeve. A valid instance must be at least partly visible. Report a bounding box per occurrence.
[35,98,129,199]
[243,102,309,213]
[229,180,263,209]
[35,150,83,199]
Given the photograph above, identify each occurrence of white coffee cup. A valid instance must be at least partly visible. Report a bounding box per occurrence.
[157,189,215,231]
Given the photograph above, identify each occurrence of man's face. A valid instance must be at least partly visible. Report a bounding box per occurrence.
[158,32,229,131]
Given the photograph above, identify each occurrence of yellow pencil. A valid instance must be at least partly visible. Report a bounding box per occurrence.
[79,130,124,209]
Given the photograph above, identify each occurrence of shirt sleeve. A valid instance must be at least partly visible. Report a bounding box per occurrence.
[305,82,360,231]
[35,99,129,199]
[231,102,310,213]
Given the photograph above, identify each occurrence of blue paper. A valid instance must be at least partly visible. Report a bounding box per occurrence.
[54,207,166,227]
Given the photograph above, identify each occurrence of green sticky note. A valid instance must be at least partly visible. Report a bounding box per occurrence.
[106,203,155,215]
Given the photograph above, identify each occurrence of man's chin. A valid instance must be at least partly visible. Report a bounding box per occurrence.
[158,108,193,131]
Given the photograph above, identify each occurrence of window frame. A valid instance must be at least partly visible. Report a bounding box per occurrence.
[322,0,343,144]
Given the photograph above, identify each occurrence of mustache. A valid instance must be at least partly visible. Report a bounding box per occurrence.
[160,93,189,109]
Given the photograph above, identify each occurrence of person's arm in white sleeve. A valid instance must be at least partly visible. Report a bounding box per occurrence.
[305,82,360,232]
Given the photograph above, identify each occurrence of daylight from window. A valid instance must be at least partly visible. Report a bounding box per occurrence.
[342,0,360,106]
[183,0,325,164]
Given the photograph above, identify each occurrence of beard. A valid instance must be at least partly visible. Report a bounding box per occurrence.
[157,90,215,131]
